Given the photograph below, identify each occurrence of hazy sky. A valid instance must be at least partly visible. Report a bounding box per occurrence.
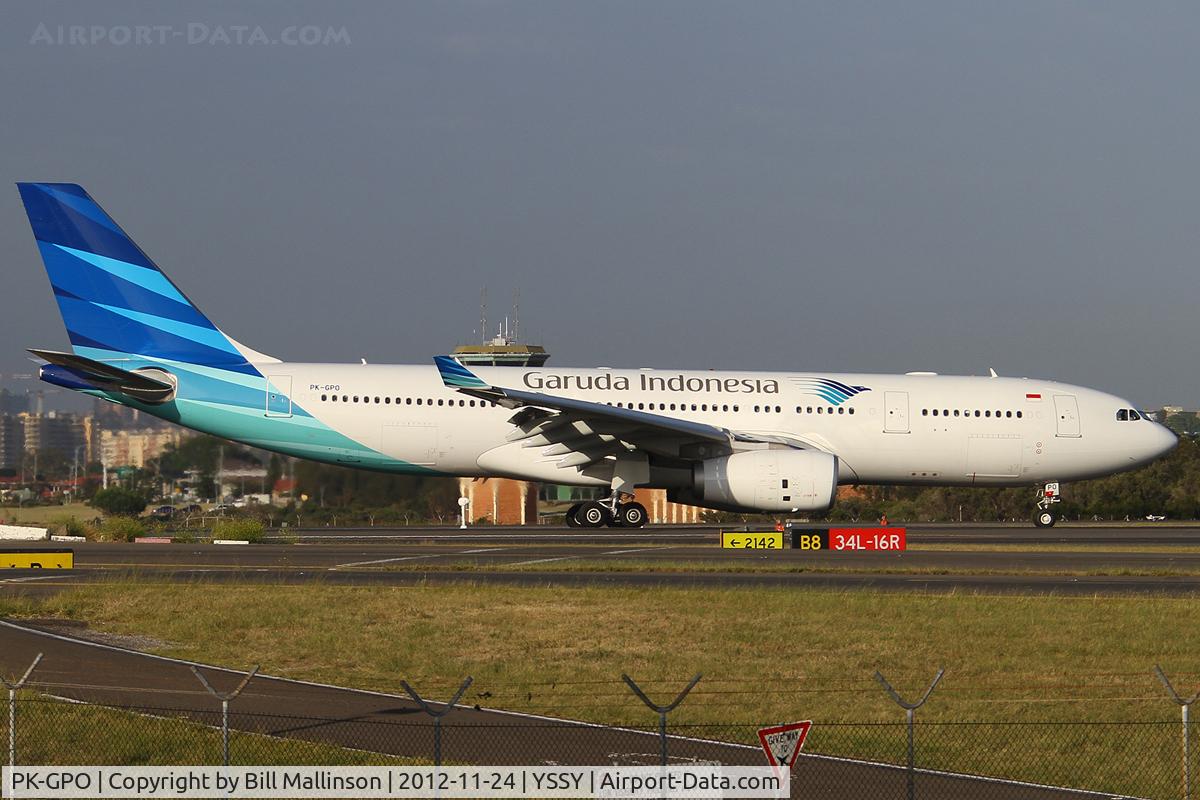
[2,2,1199,408]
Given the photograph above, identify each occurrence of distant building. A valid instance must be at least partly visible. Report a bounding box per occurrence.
[0,390,30,416]
[460,477,539,525]
[0,415,24,471]
[99,428,187,468]
[633,488,704,525]
[93,399,169,432]
[20,412,98,464]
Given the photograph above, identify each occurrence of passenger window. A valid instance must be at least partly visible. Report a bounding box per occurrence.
[754,405,760,413]
[974,410,980,417]
[837,407,844,415]
[322,394,328,402]
[733,405,739,412]
[817,407,823,414]
[1006,411,1012,418]
[849,408,855,415]
[922,409,928,416]
[953,410,959,417]
[985,410,991,417]
[1016,411,1022,418]
[776,406,782,413]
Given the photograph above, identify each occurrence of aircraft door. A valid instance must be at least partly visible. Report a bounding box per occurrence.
[1053,395,1082,438]
[266,376,292,418]
[884,391,910,433]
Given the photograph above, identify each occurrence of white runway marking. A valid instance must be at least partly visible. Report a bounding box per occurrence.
[505,556,579,566]
[331,554,440,569]
[601,547,670,556]
[0,574,78,584]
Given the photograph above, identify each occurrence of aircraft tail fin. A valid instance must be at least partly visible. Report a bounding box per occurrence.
[17,182,274,370]
[434,356,490,390]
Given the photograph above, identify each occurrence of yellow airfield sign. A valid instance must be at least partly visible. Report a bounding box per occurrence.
[720,531,786,550]
[1,549,74,569]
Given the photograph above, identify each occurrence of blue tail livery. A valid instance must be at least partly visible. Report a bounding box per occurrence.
[16,182,265,372]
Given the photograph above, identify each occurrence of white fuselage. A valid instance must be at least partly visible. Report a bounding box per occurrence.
[251,364,1176,489]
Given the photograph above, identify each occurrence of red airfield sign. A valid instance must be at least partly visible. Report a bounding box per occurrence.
[757,720,812,768]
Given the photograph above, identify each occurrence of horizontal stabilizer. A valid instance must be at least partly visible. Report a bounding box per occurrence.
[30,349,175,403]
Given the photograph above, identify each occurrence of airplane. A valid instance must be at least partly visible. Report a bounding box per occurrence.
[16,182,1177,529]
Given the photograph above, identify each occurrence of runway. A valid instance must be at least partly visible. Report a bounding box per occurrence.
[3,524,1200,595]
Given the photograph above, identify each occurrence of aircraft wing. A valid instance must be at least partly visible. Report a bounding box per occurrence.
[435,356,805,468]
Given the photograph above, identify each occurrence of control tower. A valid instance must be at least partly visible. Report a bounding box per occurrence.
[452,295,549,367]
[454,295,547,526]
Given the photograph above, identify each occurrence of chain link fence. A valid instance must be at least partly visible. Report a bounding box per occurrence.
[4,696,1198,799]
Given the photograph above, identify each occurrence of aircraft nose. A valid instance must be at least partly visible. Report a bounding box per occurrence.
[1150,423,1179,459]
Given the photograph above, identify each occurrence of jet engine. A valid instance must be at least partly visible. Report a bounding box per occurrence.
[669,450,838,513]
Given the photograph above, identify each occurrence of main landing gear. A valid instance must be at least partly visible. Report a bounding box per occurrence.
[1033,482,1061,528]
[564,494,648,528]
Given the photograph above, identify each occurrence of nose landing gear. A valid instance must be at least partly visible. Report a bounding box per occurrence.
[1034,482,1061,528]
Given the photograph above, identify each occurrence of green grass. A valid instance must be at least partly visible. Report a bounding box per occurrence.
[7,694,413,766]
[1,503,95,527]
[2,579,1196,796]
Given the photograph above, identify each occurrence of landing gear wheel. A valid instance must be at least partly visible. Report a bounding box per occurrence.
[617,502,648,529]
[565,503,583,528]
[578,501,611,528]
[1034,510,1057,528]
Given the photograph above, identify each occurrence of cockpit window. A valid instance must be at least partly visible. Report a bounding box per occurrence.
[1129,409,1141,421]
[1116,409,1128,421]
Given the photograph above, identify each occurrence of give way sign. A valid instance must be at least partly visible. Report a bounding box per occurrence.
[757,721,812,769]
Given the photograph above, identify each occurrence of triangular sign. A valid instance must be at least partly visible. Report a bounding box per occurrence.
[757,721,812,768]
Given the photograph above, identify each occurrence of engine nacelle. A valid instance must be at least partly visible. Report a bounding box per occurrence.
[681,450,838,513]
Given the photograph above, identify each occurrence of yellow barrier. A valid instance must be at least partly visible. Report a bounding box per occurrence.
[0,549,74,569]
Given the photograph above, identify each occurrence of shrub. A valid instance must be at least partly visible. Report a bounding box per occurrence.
[47,514,97,539]
[211,518,265,543]
[90,487,147,516]
[98,516,145,542]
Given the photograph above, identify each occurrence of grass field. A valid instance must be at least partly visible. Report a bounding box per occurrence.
[9,694,411,766]
[3,579,1196,795]
[1,503,95,527]
[1,579,1195,727]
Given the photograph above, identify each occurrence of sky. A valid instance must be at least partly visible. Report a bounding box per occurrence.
[1,1,1198,409]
